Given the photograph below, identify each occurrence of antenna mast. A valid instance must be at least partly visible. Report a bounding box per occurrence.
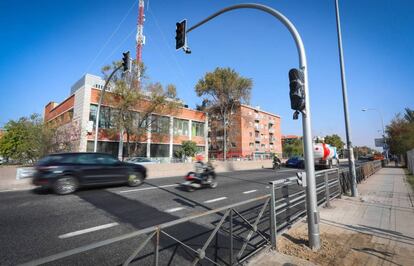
[136,0,146,82]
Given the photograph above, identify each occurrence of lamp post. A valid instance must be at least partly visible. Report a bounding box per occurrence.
[361,108,388,160]
[181,3,320,250]
[334,0,358,197]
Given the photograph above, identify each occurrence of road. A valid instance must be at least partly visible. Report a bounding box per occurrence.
[0,165,349,265]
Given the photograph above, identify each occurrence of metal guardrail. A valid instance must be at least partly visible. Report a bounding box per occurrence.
[21,161,383,266]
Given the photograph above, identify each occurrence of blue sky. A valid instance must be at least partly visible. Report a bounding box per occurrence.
[0,0,413,148]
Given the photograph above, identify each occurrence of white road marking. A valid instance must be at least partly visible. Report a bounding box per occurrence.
[58,223,119,239]
[243,190,257,194]
[119,184,177,193]
[276,169,299,173]
[165,207,186,213]
[203,197,227,203]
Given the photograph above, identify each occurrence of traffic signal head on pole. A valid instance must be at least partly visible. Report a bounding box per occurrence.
[175,20,186,50]
[122,51,130,72]
[175,19,190,53]
[288,68,306,119]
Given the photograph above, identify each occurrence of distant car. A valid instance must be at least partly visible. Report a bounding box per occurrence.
[33,153,147,195]
[0,156,5,164]
[125,157,159,165]
[285,156,305,169]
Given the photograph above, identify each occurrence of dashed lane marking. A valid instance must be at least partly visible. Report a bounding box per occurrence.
[243,190,257,194]
[58,223,119,239]
[203,197,227,204]
[119,184,177,193]
[165,207,186,213]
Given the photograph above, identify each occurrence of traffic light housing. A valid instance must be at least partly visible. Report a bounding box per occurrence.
[122,51,130,72]
[289,68,306,119]
[175,20,187,50]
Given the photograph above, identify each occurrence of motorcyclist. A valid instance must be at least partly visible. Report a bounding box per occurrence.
[273,154,281,164]
[273,154,281,169]
[194,154,208,182]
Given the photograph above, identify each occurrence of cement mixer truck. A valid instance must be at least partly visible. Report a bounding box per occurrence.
[313,141,339,169]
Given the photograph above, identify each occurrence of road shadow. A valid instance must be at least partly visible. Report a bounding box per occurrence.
[76,189,270,265]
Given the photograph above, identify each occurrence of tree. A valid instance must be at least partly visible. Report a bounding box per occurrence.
[101,61,181,159]
[282,138,303,158]
[175,140,198,160]
[324,134,345,151]
[195,67,252,160]
[386,112,414,156]
[0,113,76,164]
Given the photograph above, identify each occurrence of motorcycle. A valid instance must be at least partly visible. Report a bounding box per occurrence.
[181,163,217,192]
[273,160,281,170]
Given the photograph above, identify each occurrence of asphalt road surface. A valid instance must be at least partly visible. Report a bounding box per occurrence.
[0,165,347,265]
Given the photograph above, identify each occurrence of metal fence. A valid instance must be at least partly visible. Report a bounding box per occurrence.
[407,149,414,174]
[23,161,383,266]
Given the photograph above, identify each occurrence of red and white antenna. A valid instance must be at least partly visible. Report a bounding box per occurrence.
[136,0,146,82]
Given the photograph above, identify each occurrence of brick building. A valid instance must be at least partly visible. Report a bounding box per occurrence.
[209,104,282,159]
[44,74,208,160]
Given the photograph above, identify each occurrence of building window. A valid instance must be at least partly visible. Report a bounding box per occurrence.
[249,142,254,148]
[249,132,253,137]
[192,121,205,137]
[150,144,169,157]
[151,115,170,134]
[89,104,111,128]
[173,118,189,136]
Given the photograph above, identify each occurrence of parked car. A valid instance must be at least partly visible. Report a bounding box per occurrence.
[285,156,305,169]
[125,157,159,165]
[33,153,147,195]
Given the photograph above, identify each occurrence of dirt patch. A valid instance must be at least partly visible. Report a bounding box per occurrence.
[276,222,401,266]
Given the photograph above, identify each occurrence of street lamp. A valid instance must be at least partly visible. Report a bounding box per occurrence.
[180,3,321,250]
[361,108,388,160]
[334,0,358,197]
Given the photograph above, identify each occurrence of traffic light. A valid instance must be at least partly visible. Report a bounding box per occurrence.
[175,20,187,50]
[288,68,305,119]
[122,51,130,72]
[296,172,307,187]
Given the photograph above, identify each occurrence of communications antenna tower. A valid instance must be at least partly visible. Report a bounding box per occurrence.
[136,0,146,82]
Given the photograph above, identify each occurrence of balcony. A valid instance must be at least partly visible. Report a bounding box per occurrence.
[254,124,260,131]
[269,128,275,133]
[269,119,275,125]
[254,114,260,121]
[255,137,261,142]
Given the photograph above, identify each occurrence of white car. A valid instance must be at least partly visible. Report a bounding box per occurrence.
[126,157,159,165]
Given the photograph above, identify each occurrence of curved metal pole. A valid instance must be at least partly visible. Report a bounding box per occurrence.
[93,65,123,152]
[187,3,320,250]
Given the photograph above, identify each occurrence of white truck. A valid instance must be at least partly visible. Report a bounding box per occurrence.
[313,142,339,169]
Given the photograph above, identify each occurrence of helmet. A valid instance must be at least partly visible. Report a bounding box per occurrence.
[195,154,204,161]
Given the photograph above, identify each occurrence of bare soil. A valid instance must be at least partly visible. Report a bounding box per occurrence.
[276,222,411,266]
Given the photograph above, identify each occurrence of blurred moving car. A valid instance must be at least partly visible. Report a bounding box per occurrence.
[285,156,305,169]
[125,157,159,165]
[33,153,146,195]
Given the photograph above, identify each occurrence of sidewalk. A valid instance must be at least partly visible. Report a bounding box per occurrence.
[248,167,414,266]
